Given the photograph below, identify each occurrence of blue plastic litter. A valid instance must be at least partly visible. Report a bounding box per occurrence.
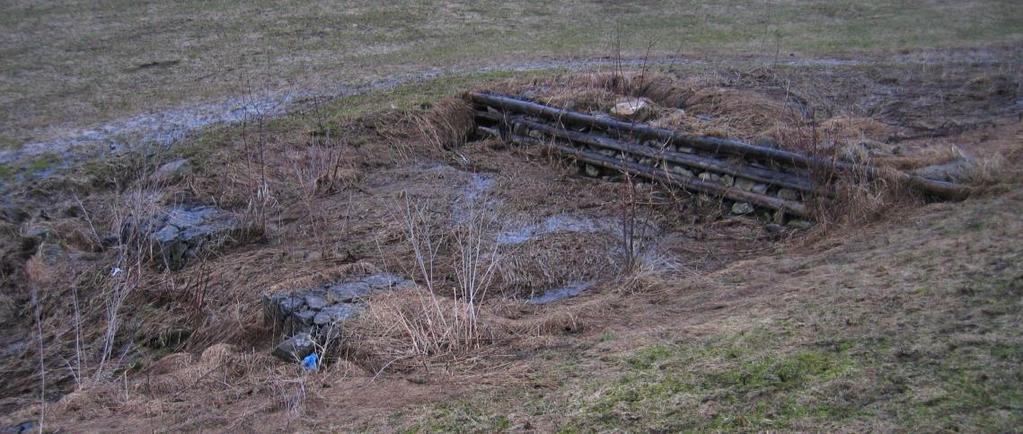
[301,353,319,371]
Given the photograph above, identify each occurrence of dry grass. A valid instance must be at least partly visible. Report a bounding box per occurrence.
[1,61,1020,431]
[414,98,476,152]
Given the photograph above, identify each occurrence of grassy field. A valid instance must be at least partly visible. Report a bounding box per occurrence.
[1,0,1021,148]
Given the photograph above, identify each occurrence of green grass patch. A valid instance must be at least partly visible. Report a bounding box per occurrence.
[565,330,864,432]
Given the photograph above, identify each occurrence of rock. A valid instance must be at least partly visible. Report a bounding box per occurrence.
[731,202,755,215]
[272,333,316,362]
[751,183,769,194]
[284,309,317,335]
[698,172,720,183]
[676,146,694,153]
[734,178,756,191]
[293,309,316,327]
[788,219,813,229]
[670,165,694,177]
[583,164,601,177]
[361,273,414,289]
[151,158,191,184]
[313,304,360,326]
[149,206,238,270]
[912,158,973,182]
[326,281,371,303]
[610,97,654,121]
[304,294,327,310]
[720,174,734,187]
[152,225,180,243]
[266,273,414,361]
[165,207,212,228]
[278,296,304,315]
[777,188,800,201]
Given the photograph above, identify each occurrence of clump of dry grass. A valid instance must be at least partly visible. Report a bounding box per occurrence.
[346,288,497,368]
[615,253,686,295]
[685,87,800,139]
[415,98,475,151]
[340,193,502,373]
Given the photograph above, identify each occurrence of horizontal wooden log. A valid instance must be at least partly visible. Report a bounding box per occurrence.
[505,114,817,193]
[477,127,808,217]
[469,92,973,200]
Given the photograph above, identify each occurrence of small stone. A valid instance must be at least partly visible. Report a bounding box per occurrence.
[735,178,756,191]
[362,273,413,290]
[157,238,189,271]
[720,174,734,186]
[325,282,369,303]
[787,219,813,229]
[610,97,654,120]
[304,295,327,310]
[583,164,601,177]
[164,208,207,229]
[152,225,180,243]
[272,333,316,362]
[751,183,769,194]
[731,202,755,215]
[670,165,694,177]
[313,304,360,326]
[277,296,304,316]
[676,146,694,153]
[777,188,800,201]
[293,309,316,327]
[698,172,722,184]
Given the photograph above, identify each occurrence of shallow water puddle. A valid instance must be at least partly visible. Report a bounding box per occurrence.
[451,172,497,223]
[527,281,593,304]
[496,214,618,245]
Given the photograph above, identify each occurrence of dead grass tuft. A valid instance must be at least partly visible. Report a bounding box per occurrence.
[345,288,498,370]
[685,87,800,139]
[415,98,475,151]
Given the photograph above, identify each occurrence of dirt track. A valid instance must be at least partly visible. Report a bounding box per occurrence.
[3,47,1016,172]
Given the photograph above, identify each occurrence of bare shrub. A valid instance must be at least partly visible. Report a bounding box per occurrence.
[97,186,162,376]
[288,136,359,198]
[346,193,501,368]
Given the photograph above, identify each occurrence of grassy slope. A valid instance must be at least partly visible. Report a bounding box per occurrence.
[385,189,1023,432]
[1,0,1022,146]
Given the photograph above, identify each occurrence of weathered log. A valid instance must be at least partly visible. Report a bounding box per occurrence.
[503,114,817,193]
[477,128,808,217]
[469,92,972,200]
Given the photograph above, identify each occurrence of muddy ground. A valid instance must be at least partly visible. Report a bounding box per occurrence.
[0,55,1020,432]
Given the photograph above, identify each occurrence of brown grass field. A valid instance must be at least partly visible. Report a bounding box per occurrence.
[0,1,1021,433]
